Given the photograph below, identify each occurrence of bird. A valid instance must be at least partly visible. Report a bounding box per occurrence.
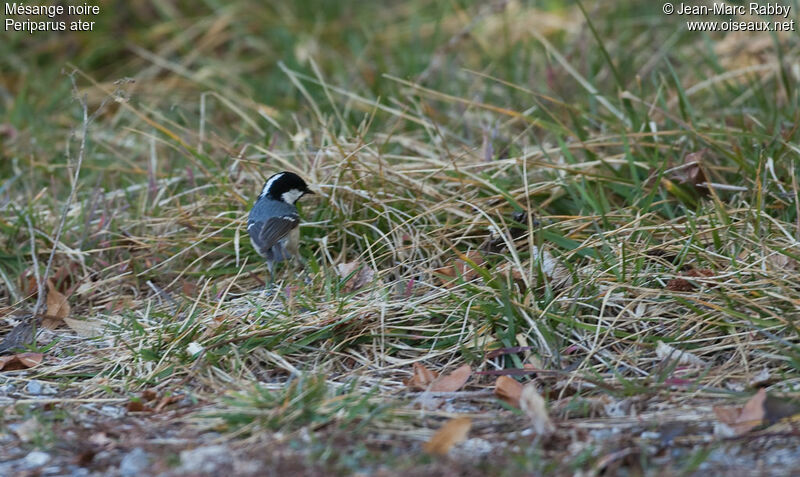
[248,171,314,282]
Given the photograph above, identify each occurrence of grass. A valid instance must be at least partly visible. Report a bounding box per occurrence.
[2,0,800,475]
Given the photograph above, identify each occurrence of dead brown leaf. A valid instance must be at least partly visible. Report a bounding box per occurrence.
[429,364,471,392]
[406,363,471,392]
[672,149,709,194]
[19,271,38,297]
[405,362,439,390]
[125,400,153,413]
[685,268,714,278]
[53,261,81,293]
[434,250,486,288]
[43,279,70,329]
[0,352,43,371]
[423,417,472,455]
[666,268,714,291]
[141,389,158,401]
[666,277,692,291]
[181,280,198,297]
[337,260,376,293]
[713,388,767,435]
[495,376,523,408]
[153,393,182,412]
[519,383,554,435]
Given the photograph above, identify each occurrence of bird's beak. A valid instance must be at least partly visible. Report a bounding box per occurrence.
[305,188,316,195]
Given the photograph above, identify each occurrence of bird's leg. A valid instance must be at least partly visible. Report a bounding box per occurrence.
[263,261,277,296]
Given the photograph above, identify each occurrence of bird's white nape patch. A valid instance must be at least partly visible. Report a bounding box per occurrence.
[260,172,285,198]
[282,189,304,204]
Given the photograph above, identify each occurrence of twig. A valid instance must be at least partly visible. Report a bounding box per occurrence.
[25,216,45,317]
[29,72,110,315]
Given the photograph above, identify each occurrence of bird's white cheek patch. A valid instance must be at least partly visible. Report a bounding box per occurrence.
[282,189,304,204]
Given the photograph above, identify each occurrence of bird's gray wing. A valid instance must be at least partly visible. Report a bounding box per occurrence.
[248,214,299,252]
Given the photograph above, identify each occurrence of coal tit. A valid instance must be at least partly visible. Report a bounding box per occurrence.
[248,171,314,280]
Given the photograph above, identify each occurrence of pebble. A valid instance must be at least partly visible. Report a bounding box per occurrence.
[119,447,149,477]
[99,405,125,418]
[24,450,50,467]
[24,380,57,395]
[25,380,43,395]
[179,445,233,474]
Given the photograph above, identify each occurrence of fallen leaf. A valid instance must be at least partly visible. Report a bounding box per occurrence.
[19,271,38,297]
[154,393,182,412]
[43,279,70,329]
[429,364,471,392]
[685,268,714,279]
[141,389,158,401]
[405,363,439,390]
[63,318,103,337]
[406,363,471,392]
[655,341,707,367]
[181,280,198,297]
[519,383,554,435]
[666,277,693,291]
[495,376,523,408]
[423,417,472,455]
[434,250,486,288]
[53,262,81,293]
[337,261,376,293]
[671,149,709,194]
[125,400,153,413]
[16,353,42,367]
[0,352,43,371]
[713,388,767,435]
[666,268,714,291]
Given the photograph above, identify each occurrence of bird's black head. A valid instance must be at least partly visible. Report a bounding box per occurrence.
[259,171,314,204]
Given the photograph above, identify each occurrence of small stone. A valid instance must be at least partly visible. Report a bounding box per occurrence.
[450,438,494,459]
[119,447,149,477]
[640,431,660,440]
[25,380,43,395]
[24,450,50,467]
[99,405,125,418]
[179,445,232,474]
